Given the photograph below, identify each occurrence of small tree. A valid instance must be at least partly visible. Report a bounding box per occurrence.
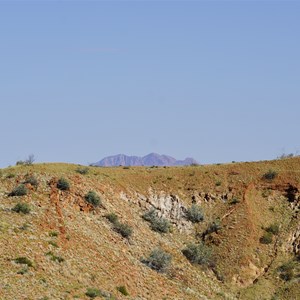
[25,154,35,165]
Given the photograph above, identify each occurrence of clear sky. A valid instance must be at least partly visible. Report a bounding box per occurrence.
[1,1,299,167]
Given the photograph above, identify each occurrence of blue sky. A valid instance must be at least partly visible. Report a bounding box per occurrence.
[0,1,299,167]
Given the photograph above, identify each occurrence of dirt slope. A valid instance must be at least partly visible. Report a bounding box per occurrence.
[0,157,299,300]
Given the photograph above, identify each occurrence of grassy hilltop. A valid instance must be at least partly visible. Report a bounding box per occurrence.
[0,158,299,300]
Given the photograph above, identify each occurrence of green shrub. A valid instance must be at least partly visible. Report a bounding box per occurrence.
[277,261,297,281]
[114,222,133,238]
[24,175,38,187]
[105,213,119,224]
[49,231,59,237]
[142,209,157,222]
[12,202,31,214]
[186,204,204,223]
[17,267,28,275]
[142,209,171,233]
[260,232,273,244]
[6,173,15,179]
[263,170,277,180]
[106,213,132,238]
[143,248,172,273]
[9,184,28,196]
[229,198,240,205]
[48,241,58,248]
[76,167,89,175]
[57,177,70,191]
[182,243,213,266]
[265,223,279,235]
[116,285,129,296]
[14,257,33,267]
[45,251,64,263]
[85,288,102,298]
[150,217,171,233]
[84,191,101,207]
[215,181,222,186]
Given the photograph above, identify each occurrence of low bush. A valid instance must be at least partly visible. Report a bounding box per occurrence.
[116,285,129,296]
[105,213,118,224]
[84,191,101,207]
[142,209,171,233]
[106,213,132,238]
[14,257,33,267]
[49,231,59,237]
[265,223,279,235]
[114,222,133,238]
[143,248,172,273]
[85,288,102,299]
[76,167,89,175]
[186,204,204,223]
[260,232,273,244]
[45,251,64,263]
[229,198,240,205]
[277,261,297,281]
[263,170,277,181]
[202,220,222,240]
[182,243,213,267]
[57,177,70,191]
[9,184,28,197]
[24,175,38,187]
[12,202,31,214]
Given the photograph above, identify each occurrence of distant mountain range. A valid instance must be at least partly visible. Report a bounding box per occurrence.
[92,153,199,167]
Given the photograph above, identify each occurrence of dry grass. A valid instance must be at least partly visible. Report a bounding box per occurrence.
[0,157,299,299]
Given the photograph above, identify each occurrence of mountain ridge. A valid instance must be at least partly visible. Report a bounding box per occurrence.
[93,153,198,167]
